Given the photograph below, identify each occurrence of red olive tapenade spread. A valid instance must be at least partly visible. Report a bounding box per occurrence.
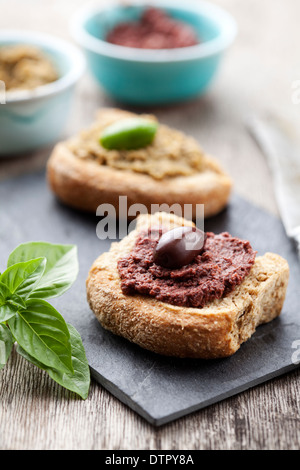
[117,228,257,308]
[106,7,199,50]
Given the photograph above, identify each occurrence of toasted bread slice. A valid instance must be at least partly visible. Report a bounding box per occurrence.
[47,108,232,218]
[86,212,289,358]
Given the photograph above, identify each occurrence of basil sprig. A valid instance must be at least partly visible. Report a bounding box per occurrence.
[0,242,90,399]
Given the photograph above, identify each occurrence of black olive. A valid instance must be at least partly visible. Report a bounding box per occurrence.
[153,226,206,269]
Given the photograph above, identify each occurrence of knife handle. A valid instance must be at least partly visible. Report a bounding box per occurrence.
[293,232,300,258]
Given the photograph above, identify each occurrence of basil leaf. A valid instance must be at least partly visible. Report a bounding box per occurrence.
[16,324,90,399]
[7,242,78,299]
[0,257,46,299]
[6,294,27,310]
[49,324,90,399]
[0,281,12,306]
[0,303,18,323]
[0,324,14,370]
[8,298,73,374]
[0,282,17,322]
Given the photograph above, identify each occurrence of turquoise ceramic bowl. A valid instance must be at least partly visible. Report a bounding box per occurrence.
[71,0,237,106]
[0,31,85,156]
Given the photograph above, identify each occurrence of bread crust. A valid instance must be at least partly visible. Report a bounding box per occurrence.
[86,212,290,358]
[46,115,232,218]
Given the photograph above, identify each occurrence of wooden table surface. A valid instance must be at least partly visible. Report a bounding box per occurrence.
[1,0,300,450]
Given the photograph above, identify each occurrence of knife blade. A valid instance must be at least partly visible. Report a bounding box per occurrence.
[247,116,300,256]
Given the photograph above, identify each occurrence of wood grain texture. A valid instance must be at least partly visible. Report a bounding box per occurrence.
[0,0,300,450]
[1,348,300,450]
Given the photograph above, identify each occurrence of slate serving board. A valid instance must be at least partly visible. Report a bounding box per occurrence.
[1,170,300,426]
